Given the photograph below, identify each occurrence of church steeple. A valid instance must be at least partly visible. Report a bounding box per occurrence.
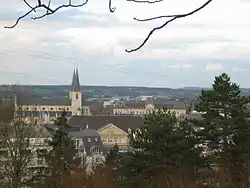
[69,65,82,116]
[70,66,80,92]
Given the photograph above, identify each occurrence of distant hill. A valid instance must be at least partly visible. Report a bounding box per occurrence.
[0,85,249,101]
[181,87,211,90]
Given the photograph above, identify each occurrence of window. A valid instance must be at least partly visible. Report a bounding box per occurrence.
[66,108,69,111]
[51,108,53,110]
[88,137,91,143]
[76,93,79,99]
[95,137,98,143]
[25,138,30,145]
[75,139,80,147]
[128,128,132,134]
[42,107,45,110]
[26,107,29,110]
[121,138,126,143]
[108,138,112,143]
[37,149,46,157]
[36,149,46,166]
[92,147,100,153]
[114,137,118,143]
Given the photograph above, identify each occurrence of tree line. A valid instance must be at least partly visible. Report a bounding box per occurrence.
[1,72,250,187]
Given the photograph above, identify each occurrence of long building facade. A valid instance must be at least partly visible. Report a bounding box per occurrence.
[17,68,91,124]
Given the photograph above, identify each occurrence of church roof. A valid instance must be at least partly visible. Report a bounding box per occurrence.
[19,97,71,106]
[70,68,80,92]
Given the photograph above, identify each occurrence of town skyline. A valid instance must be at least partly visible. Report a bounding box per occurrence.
[0,0,249,88]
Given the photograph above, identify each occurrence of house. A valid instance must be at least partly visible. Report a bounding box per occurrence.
[69,127,105,168]
[68,115,145,152]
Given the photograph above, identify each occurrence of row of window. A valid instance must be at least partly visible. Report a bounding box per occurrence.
[102,137,126,143]
[25,107,70,111]
[75,137,99,147]
[114,110,185,115]
[114,110,147,115]
[21,111,72,117]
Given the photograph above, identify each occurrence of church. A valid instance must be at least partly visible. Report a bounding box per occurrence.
[18,68,91,124]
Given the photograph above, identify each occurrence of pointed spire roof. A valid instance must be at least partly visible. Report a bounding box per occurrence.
[70,66,80,92]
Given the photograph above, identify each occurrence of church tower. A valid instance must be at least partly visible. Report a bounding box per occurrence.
[69,67,82,116]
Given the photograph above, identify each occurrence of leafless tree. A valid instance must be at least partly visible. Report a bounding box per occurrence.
[0,120,51,188]
[0,103,15,125]
[6,0,213,52]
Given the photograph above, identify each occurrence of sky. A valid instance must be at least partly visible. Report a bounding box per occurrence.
[0,0,250,88]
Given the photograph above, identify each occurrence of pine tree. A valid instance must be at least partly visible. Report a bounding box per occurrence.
[45,111,78,187]
[106,143,119,164]
[119,109,203,187]
[195,73,250,185]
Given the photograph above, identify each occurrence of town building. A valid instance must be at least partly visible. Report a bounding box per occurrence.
[17,68,91,124]
[68,115,145,152]
[69,127,105,172]
[113,98,187,117]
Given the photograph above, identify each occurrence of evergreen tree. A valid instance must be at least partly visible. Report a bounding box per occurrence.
[45,111,78,187]
[106,143,119,165]
[119,109,203,187]
[195,73,250,185]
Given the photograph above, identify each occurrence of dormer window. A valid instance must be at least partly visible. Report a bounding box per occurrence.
[128,128,132,134]
[88,137,91,143]
[95,137,98,143]
[75,139,80,147]
[92,147,100,153]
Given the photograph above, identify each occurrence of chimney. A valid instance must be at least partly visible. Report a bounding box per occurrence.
[80,123,84,131]
[86,124,88,129]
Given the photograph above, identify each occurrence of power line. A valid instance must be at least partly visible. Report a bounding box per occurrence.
[0,67,68,84]
[2,47,209,86]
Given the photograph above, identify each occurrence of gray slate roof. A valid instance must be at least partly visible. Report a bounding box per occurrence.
[19,97,71,106]
[68,115,145,132]
[70,69,80,92]
[69,128,100,137]
[69,128,104,156]
[154,102,186,110]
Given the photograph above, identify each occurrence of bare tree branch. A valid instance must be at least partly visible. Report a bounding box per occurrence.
[0,121,50,187]
[5,0,88,28]
[125,0,213,53]
[23,0,36,12]
[32,0,89,20]
[109,0,116,13]
[127,0,163,3]
[5,8,35,29]
[6,0,212,52]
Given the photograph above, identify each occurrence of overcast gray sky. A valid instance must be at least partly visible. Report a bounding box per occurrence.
[0,0,250,88]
